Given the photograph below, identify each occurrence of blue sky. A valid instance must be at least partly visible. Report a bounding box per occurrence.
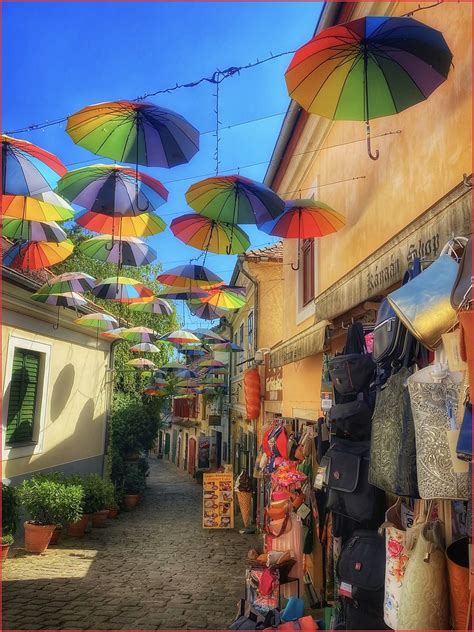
[3,1,322,326]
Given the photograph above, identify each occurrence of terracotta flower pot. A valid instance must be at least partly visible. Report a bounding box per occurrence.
[107,508,119,519]
[91,510,109,528]
[49,527,62,545]
[1,544,11,561]
[123,494,140,511]
[24,522,55,554]
[66,514,88,538]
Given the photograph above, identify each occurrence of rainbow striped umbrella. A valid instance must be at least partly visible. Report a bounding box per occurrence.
[1,135,66,195]
[75,312,118,332]
[3,239,74,271]
[2,218,67,242]
[178,347,207,358]
[66,100,199,168]
[128,298,172,316]
[129,343,160,353]
[1,195,74,222]
[31,291,86,307]
[79,235,157,267]
[163,329,200,345]
[127,358,156,369]
[92,276,154,303]
[101,326,128,340]
[76,210,166,237]
[192,328,225,343]
[57,164,168,216]
[170,213,250,255]
[160,361,188,371]
[201,285,247,310]
[36,272,96,295]
[157,264,223,289]
[158,287,210,301]
[120,326,158,343]
[285,16,453,159]
[198,359,226,368]
[187,301,228,321]
[211,341,243,352]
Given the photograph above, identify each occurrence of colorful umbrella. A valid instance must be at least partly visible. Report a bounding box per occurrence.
[201,285,247,310]
[192,328,225,343]
[173,369,198,379]
[56,164,168,216]
[157,264,223,289]
[76,209,166,237]
[207,367,229,375]
[101,326,128,340]
[187,301,228,321]
[119,326,158,343]
[178,347,207,358]
[1,134,66,195]
[186,175,285,230]
[160,361,188,371]
[31,291,86,307]
[92,276,154,303]
[258,199,345,270]
[157,287,210,301]
[170,213,250,255]
[163,329,200,344]
[153,369,167,380]
[1,218,67,242]
[285,16,453,159]
[127,358,156,369]
[79,235,157,267]
[128,298,173,316]
[3,239,74,270]
[143,387,167,396]
[211,341,244,352]
[66,100,199,168]
[1,195,74,222]
[36,271,96,295]
[198,359,226,368]
[75,312,118,332]
[129,343,160,353]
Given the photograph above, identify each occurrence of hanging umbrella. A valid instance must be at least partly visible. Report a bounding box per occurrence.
[79,235,157,267]
[75,312,118,332]
[76,209,166,237]
[56,164,168,216]
[258,199,345,270]
[187,301,228,320]
[162,329,200,344]
[192,328,225,343]
[1,218,67,242]
[119,326,158,343]
[66,100,200,168]
[173,369,198,380]
[285,16,453,159]
[128,298,173,316]
[92,276,154,303]
[1,134,66,195]
[178,347,207,358]
[101,326,128,340]
[1,195,74,222]
[198,359,226,368]
[127,358,156,369]
[157,287,210,301]
[170,213,250,256]
[201,285,247,310]
[152,377,168,388]
[160,361,188,371]
[3,239,74,270]
[211,341,244,352]
[153,369,167,380]
[207,368,229,376]
[31,291,87,329]
[144,386,167,396]
[36,271,96,295]
[157,264,223,289]
[129,343,160,353]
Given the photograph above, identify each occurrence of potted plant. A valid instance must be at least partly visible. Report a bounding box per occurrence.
[18,477,83,554]
[81,474,108,528]
[103,480,119,519]
[1,482,19,561]
[123,470,143,511]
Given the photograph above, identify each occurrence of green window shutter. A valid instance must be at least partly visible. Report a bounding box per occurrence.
[6,349,41,444]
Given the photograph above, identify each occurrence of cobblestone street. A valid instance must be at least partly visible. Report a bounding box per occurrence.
[3,459,258,630]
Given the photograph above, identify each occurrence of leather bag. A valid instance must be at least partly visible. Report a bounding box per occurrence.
[451,235,472,310]
[446,537,470,630]
[459,310,474,392]
[387,238,468,350]
[369,366,419,497]
[329,400,372,441]
[407,365,470,499]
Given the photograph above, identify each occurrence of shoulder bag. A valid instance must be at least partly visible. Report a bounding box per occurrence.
[451,235,472,310]
[329,399,372,441]
[329,322,376,396]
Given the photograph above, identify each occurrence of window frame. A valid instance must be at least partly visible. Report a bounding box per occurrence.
[302,238,315,306]
[247,311,254,367]
[239,323,244,373]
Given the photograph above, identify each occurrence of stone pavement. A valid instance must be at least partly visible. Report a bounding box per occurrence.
[2,459,259,630]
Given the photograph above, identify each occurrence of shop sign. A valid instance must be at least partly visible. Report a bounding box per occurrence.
[198,436,211,469]
[314,183,472,321]
[264,354,283,400]
[202,472,234,529]
[269,319,330,368]
[208,414,222,426]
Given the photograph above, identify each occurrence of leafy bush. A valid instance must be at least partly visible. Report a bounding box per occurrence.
[2,483,20,537]
[81,474,108,514]
[137,457,150,478]
[103,479,117,509]
[123,470,144,495]
[18,478,83,526]
[2,533,14,546]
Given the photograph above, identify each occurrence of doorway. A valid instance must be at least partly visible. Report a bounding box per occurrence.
[188,437,197,475]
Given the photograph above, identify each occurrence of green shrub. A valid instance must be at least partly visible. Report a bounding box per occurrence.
[2,533,14,546]
[81,474,108,514]
[123,470,144,495]
[18,478,83,526]
[2,483,20,537]
[103,480,117,509]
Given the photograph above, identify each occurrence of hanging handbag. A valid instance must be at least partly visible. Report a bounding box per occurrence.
[451,235,472,310]
[387,237,468,350]
[459,310,474,392]
[446,536,470,630]
[369,366,419,497]
[329,399,372,441]
[329,322,376,396]
[407,364,470,499]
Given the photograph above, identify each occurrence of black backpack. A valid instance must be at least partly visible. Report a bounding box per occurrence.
[329,322,376,397]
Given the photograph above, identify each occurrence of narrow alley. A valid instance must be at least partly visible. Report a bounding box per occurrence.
[2,459,258,630]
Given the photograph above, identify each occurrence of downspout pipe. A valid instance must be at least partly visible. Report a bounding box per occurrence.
[237,255,258,357]
[102,338,122,477]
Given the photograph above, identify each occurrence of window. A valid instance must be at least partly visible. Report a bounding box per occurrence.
[239,323,244,373]
[6,349,40,445]
[247,311,254,367]
[302,238,315,306]
[233,333,238,375]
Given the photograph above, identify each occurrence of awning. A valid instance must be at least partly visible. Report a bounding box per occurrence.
[269,320,331,368]
[171,418,199,428]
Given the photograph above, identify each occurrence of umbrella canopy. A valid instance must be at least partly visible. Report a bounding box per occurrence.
[163,330,200,344]
[92,276,154,303]
[160,361,188,371]
[157,287,210,301]
[153,369,167,380]
[157,264,223,289]
[199,359,226,368]
[3,239,74,271]
[101,326,128,340]
[285,16,453,159]
[129,342,160,353]
[76,209,166,237]
[66,100,199,168]
[186,175,285,225]
[1,218,67,242]
[36,271,96,295]
[119,326,158,343]
[211,341,244,352]
[143,387,167,396]
[173,368,198,379]
[75,312,118,331]
[128,298,173,316]
[1,134,66,195]
[192,328,225,343]
[201,285,247,310]
[187,301,228,320]
[207,367,229,375]
[79,235,157,267]
[170,213,250,255]
[127,358,156,369]
[1,195,74,222]
[178,347,207,358]
[56,164,168,216]
[30,291,87,307]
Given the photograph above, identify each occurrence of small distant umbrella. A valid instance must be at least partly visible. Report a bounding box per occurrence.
[127,358,156,369]
[170,214,250,256]
[144,387,167,396]
[199,359,226,368]
[92,276,154,303]
[36,272,96,295]
[178,347,207,358]
[187,301,228,320]
[201,285,246,310]
[161,361,188,371]
[75,313,119,336]
[174,368,198,379]
[129,342,160,353]
[129,298,173,316]
[158,287,210,301]
[76,210,166,237]
[1,134,67,195]
[1,195,74,222]
[3,239,74,271]
[211,341,244,352]
[1,218,67,242]
[157,264,223,289]
[207,367,229,375]
[163,329,200,344]
[79,235,157,267]
[153,369,167,380]
[192,328,225,343]
[31,291,87,329]
[120,326,158,344]
[101,326,128,340]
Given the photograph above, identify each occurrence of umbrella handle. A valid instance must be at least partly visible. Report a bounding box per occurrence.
[291,231,301,271]
[366,121,379,161]
[53,307,60,330]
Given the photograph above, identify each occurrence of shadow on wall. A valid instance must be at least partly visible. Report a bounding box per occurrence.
[50,363,76,422]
